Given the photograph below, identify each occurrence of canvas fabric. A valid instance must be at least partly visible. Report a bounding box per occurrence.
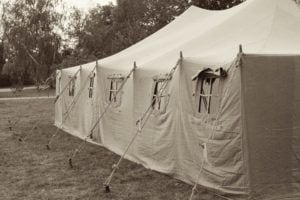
[54,0,300,199]
[55,66,82,136]
[67,57,248,196]
[241,54,300,200]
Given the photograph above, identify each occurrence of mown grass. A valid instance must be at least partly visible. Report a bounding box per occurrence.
[0,88,55,98]
[0,99,221,200]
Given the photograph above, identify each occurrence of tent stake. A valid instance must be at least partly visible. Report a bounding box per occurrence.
[8,120,12,131]
[69,158,73,168]
[104,185,110,193]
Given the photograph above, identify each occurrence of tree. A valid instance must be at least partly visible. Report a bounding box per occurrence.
[0,40,10,87]
[109,0,148,53]
[143,0,190,33]
[190,0,244,10]
[110,0,189,52]
[66,4,115,61]
[66,0,189,60]
[64,0,246,68]
[1,0,63,86]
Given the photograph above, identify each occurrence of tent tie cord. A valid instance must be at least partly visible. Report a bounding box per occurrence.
[103,61,179,193]
[54,68,81,104]
[46,66,96,150]
[68,66,136,169]
[188,62,239,200]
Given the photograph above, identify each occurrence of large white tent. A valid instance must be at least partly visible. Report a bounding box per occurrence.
[55,0,300,199]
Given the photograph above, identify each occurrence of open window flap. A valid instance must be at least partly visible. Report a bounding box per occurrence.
[107,74,125,79]
[153,73,172,82]
[68,75,77,79]
[191,67,227,81]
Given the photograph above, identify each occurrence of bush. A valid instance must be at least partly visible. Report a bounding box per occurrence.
[0,74,11,88]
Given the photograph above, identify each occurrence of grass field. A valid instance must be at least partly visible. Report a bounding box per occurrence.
[0,88,55,98]
[0,98,221,200]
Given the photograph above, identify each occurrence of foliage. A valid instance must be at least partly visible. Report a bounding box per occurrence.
[65,0,191,63]
[0,41,10,87]
[143,0,190,33]
[0,0,247,85]
[1,0,63,86]
[190,0,245,10]
[64,0,245,66]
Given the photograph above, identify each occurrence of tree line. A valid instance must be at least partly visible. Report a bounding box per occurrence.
[0,0,244,88]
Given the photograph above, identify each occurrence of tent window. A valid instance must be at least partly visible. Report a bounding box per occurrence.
[151,75,171,112]
[193,68,226,115]
[88,73,96,98]
[68,76,76,97]
[107,74,125,104]
[198,77,219,114]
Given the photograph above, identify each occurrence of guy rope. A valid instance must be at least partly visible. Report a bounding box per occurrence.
[103,57,181,193]
[46,65,96,150]
[19,68,79,143]
[68,63,137,168]
[20,112,47,142]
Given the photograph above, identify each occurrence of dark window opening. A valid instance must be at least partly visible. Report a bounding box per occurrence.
[68,77,76,97]
[151,75,171,111]
[107,74,124,103]
[88,73,96,98]
[198,77,217,114]
[193,68,226,115]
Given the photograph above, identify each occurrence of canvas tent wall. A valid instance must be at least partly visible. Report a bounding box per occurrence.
[76,62,99,139]
[55,0,300,199]
[55,65,81,129]
[55,62,99,140]
[240,54,300,199]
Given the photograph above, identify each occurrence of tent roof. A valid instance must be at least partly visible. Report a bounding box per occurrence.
[96,0,300,71]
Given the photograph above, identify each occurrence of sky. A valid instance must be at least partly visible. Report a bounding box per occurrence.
[65,0,116,11]
[0,0,116,16]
